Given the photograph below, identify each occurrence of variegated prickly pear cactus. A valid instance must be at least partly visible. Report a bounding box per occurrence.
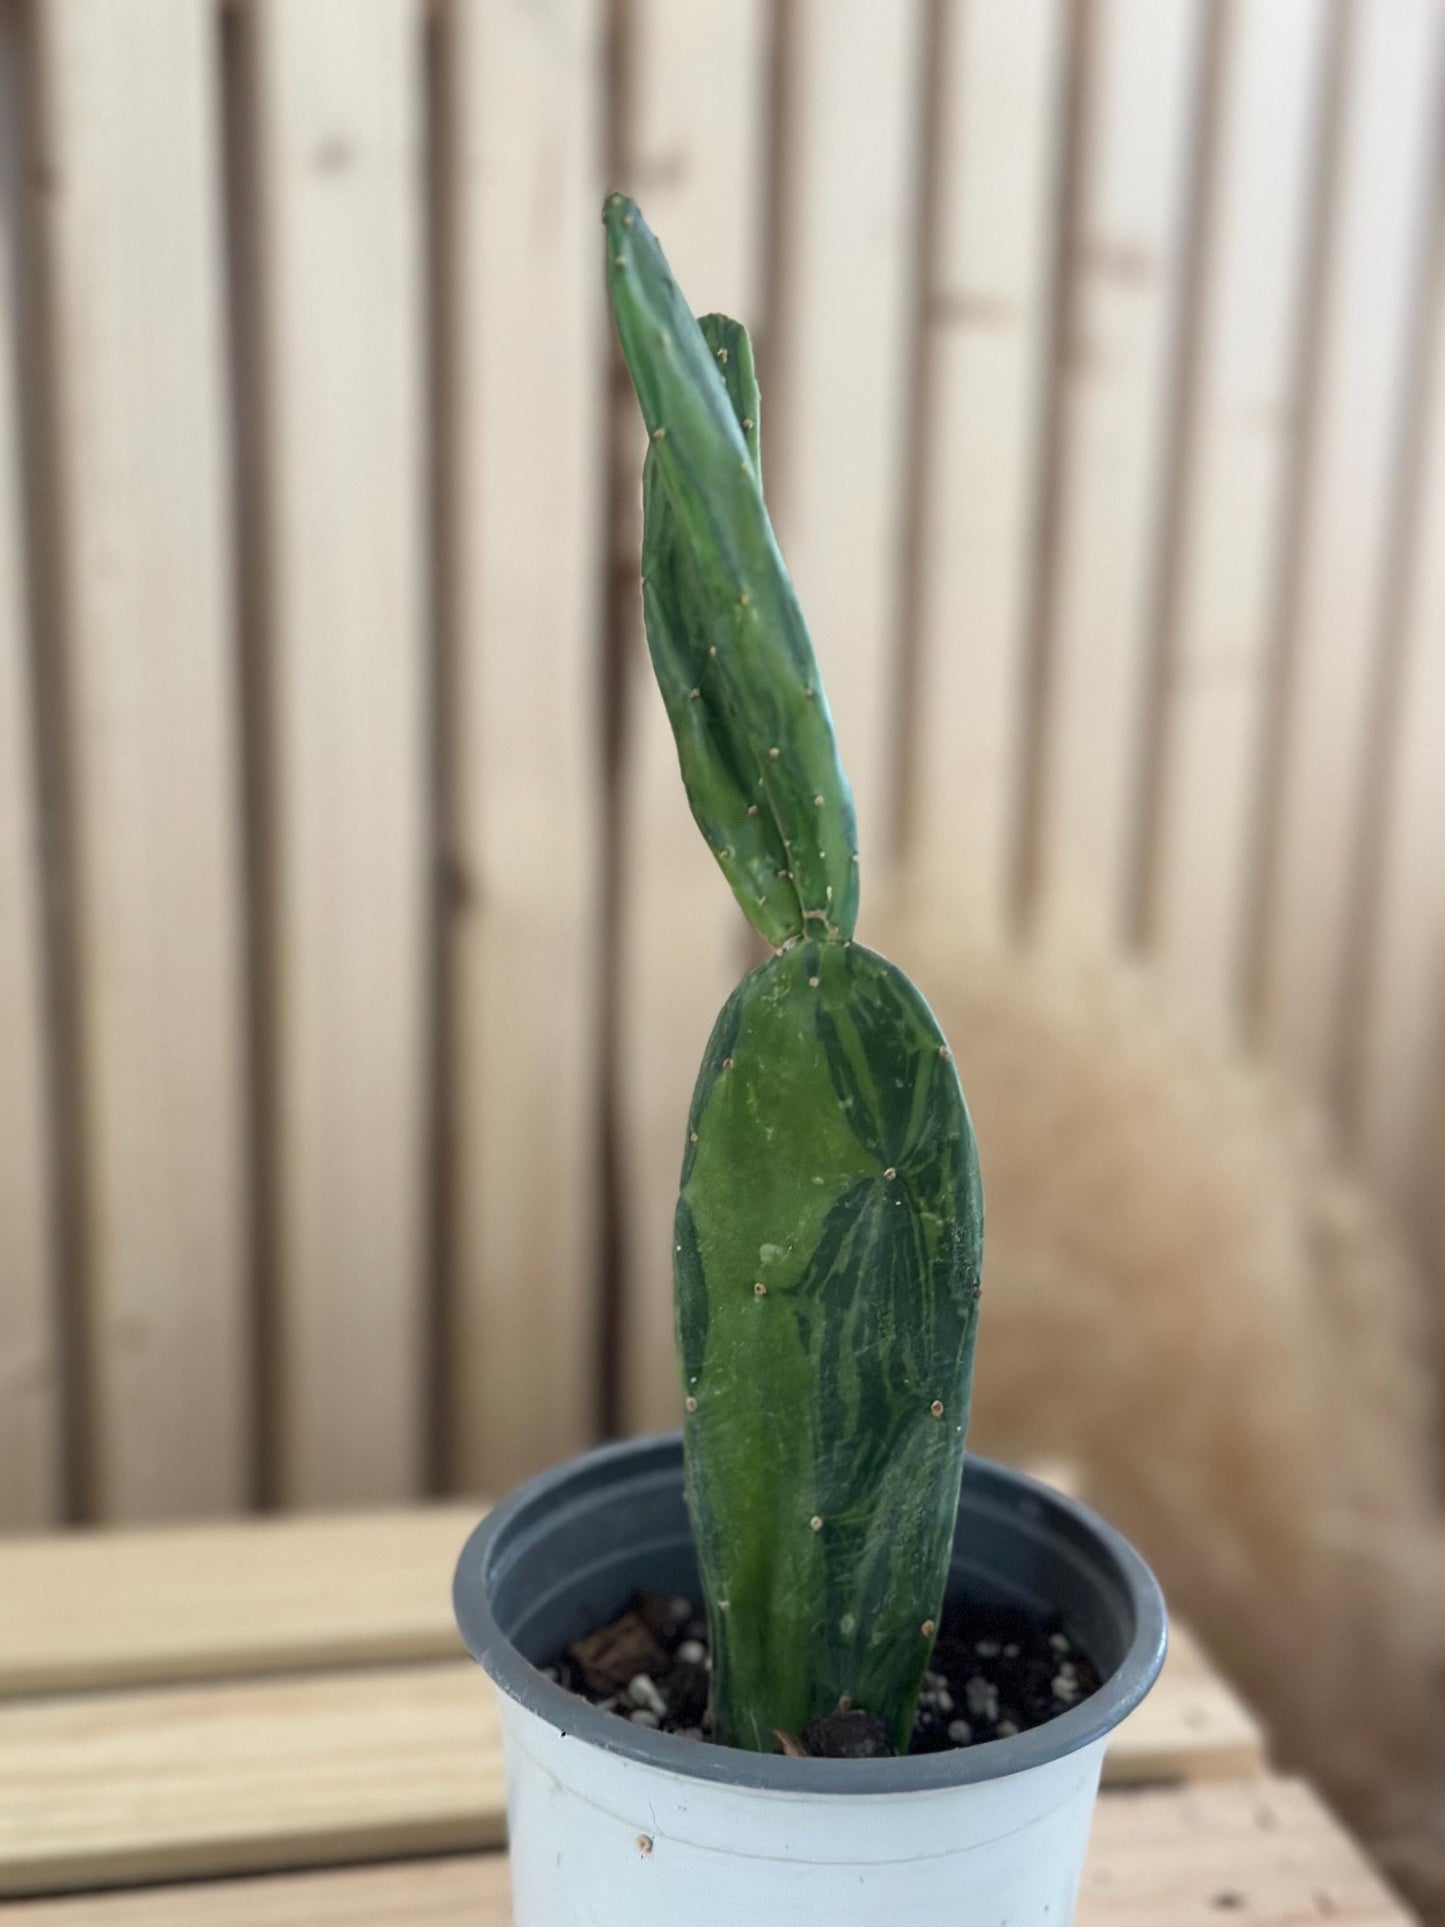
[605,193,983,1755]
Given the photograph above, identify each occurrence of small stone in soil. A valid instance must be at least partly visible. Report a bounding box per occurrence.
[567,1611,668,1697]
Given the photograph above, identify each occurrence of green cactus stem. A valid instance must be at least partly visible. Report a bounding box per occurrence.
[605,192,983,1755]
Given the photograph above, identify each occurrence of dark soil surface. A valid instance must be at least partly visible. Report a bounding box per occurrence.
[543,1589,1101,1759]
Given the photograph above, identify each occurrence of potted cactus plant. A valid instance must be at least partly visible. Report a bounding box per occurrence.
[454,196,1166,1925]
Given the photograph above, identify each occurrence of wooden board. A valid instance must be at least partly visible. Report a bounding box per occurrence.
[31,0,250,1518]
[1146,0,1332,1041]
[1259,0,1442,1103]
[0,1628,1262,1895]
[614,0,768,1435]
[905,0,1066,935]
[1028,0,1202,948]
[0,0,59,1528]
[765,0,926,871]
[249,0,429,1503]
[440,0,605,1493]
[0,1662,504,1897]
[1105,1618,1263,1785]
[0,1779,1409,1923]
[0,1503,483,1697]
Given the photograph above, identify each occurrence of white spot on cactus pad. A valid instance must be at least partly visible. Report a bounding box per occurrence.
[759,1243,780,1263]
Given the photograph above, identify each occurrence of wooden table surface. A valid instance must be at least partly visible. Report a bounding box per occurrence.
[0,1499,1416,1923]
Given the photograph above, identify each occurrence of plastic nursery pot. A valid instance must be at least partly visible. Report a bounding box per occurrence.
[454,1435,1166,1926]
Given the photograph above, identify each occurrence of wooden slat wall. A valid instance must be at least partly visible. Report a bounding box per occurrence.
[765,0,927,867]
[1028,0,1204,949]
[1,0,1443,1526]
[31,0,250,1519]
[441,0,604,1490]
[247,0,429,1504]
[1147,0,1333,1043]
[614,0,768,1435]
[0,0,59,1525]
[906,0,1066,939]
[1259,0,1443,1105]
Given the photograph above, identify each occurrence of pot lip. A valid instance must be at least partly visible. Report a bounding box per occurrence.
[453,1433,1167,1797]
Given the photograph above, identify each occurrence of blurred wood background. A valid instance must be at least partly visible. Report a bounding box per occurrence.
[0,0,1442,1528]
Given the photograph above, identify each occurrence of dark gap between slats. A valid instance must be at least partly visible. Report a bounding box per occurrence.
[595,0,640,1441]
[1013,0,1094,941]
[218,0,275,1512]
[1128,0,1230,954]
[889,0,949,872]
[421,0,459,1497]
[1239,0,1352,1056]
[8,0,93,1522]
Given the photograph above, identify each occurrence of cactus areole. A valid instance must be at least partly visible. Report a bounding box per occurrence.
[605,193,984,1756]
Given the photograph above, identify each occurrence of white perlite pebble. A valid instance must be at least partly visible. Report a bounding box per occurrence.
[996,1719,1019,1737]
[1002,1644,1020,1660]
[947,1719,973,1745]
[974,1640,1000,1659]
[677,1639,706,1665]
[964,1676,999,1721]
[670,1598,693,1622]
[629,1708,660,1728]
[1052,1673,1079,1700]
[1049,1632,1071,1655]
[934,1689,954,1715]
[628,1673,668,1717]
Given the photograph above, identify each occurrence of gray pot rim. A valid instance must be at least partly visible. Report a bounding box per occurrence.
[453,1433,1167,1796]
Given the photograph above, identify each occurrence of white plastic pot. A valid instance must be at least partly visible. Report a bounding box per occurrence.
[454,1437,1166,1925]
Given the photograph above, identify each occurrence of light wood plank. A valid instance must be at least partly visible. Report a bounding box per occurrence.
[32,0,249,1517]
[1148,0,1332,1042]
[0,1623,1262,1895]
[1260,0,1443,1102]
[0,1503,484,1697]
[906,0,1066,935]
[442,0,604,1495]
[1029,0,1203,948]
[1358,188,1445,1218]
[1078,1776,1413,1923]
[251,0,429,1502]
[615,0,769,1434]
[766,0,927,871]
[1107,1619,1264,1785]
[0,0,60,1527]
[0,1662,504,1897]
[0,1472,1075,1698]
[0,1779,1409,1923]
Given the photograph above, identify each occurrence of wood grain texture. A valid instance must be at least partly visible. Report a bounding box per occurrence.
[0,0,59,1527]
[441,0,605,1493]
[1029,0,1202,948]
[32,0,249,1518]
[614,0,768,1435]
[0,1623,1261,1895]
[0,1780,1409,1923]
[250,0,429,1503]
[0,1503,483,1697]
[1148,0,1332,1042]
[1260,0,1443,1102]
[0,1661,503,1897]
[906,0,1066,935]
[766,0,926,871]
